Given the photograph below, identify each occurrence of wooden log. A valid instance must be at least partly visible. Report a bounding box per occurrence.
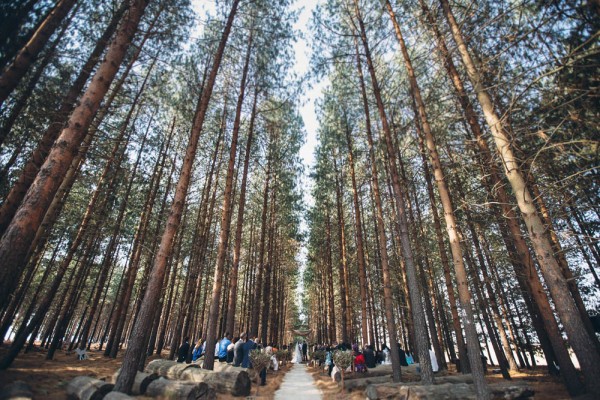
[0,381,33,400]
[364,381,533,400]
[103,393,133,400]
[181,368,251,397]
[66,376,114,400]
[145,377,215,400]
[112,370,159,395]
[145,359,200,380]
[342,375,393,391]
[209,363,259,383]
[344,373,471,392]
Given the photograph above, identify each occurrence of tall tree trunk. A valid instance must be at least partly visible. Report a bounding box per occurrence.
[355,1,433,384]
[0,5,77,149]
[203,25,252,370]
[250,152,271,338]
[0,0,77,108]
[384,1,488,393]
[332,153,350,344]
[0,0,151,310]
[76,115,152,353]
[260,181,277,345]
[343,118,369,345]
[325,207,337,344]
[114,0,240,392]
[418,0,579,389]
[224,35,256,337]
[354,36,402,383]
[0,1,128,233]
[438,0,600,395]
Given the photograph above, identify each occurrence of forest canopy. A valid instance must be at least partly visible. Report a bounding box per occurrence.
[0,0,598,398]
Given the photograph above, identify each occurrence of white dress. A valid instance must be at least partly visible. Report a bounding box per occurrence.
[292,343,303,363]
[429,349,439,372]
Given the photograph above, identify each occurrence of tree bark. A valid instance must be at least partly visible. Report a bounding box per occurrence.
[0,0,77,108]
[355,1,433,384]
[203,25,252,370]
[0,0,151,311]
[343,118,369,345]
[114,0,240,393]
[225,85,257,336]
[354,35,402,383]
[438,0,600,395]
[0,1,128,234]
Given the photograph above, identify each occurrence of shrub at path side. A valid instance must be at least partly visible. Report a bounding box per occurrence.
[333,350,354,389]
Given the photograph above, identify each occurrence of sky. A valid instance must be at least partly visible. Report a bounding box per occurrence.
[191,1,325,319]
[291,0,325,211]
[290,0,326,321]
[192,0,324,208]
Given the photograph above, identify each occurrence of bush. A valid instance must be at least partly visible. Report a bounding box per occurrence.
[332,350,354,370]
[249,349,272,371]
[312,350,326,363]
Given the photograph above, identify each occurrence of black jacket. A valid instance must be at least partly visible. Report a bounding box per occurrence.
[177,341,190,363]
[364,348,376,368]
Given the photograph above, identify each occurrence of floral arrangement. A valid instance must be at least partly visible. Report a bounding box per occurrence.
[332,350,354,369]
[249,349,272,371]
[276,349,290,364]
[312,350,326,364]
[332,350,355,389]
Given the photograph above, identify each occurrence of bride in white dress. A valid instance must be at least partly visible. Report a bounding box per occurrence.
[292,341,303,363]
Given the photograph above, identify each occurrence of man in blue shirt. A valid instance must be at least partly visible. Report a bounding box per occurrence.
[218,332,232,362]
[241,336,257,368]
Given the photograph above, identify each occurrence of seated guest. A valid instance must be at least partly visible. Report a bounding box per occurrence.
[192,339,203,362]
[241,336,257,368]
[354,351,367,373]
[177,337,190,363]
[405,350,414,365]
[233,333,246,366]
[227,337,237,363]
[218,333,232,362]
[364,344,376,368]
[397,344,409,366]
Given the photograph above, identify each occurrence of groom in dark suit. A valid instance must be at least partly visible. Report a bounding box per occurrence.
[302,341,307,362]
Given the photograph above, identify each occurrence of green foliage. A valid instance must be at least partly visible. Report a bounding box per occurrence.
[249,349,272,371]
[332,350,354,370]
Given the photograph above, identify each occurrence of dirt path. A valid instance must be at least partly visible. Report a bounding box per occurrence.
[275,363,322,399]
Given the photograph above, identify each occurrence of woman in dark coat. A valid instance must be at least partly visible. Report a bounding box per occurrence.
[177,337,190,363]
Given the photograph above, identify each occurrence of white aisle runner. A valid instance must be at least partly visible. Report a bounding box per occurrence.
[274,363,323,399]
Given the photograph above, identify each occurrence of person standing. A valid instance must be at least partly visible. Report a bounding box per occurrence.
[177,337,190,363]
[293,342,302,363]
[302,341,308,362]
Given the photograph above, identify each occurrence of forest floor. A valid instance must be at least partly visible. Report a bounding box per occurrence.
[0,343,291,399]
[308,362,572,399]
